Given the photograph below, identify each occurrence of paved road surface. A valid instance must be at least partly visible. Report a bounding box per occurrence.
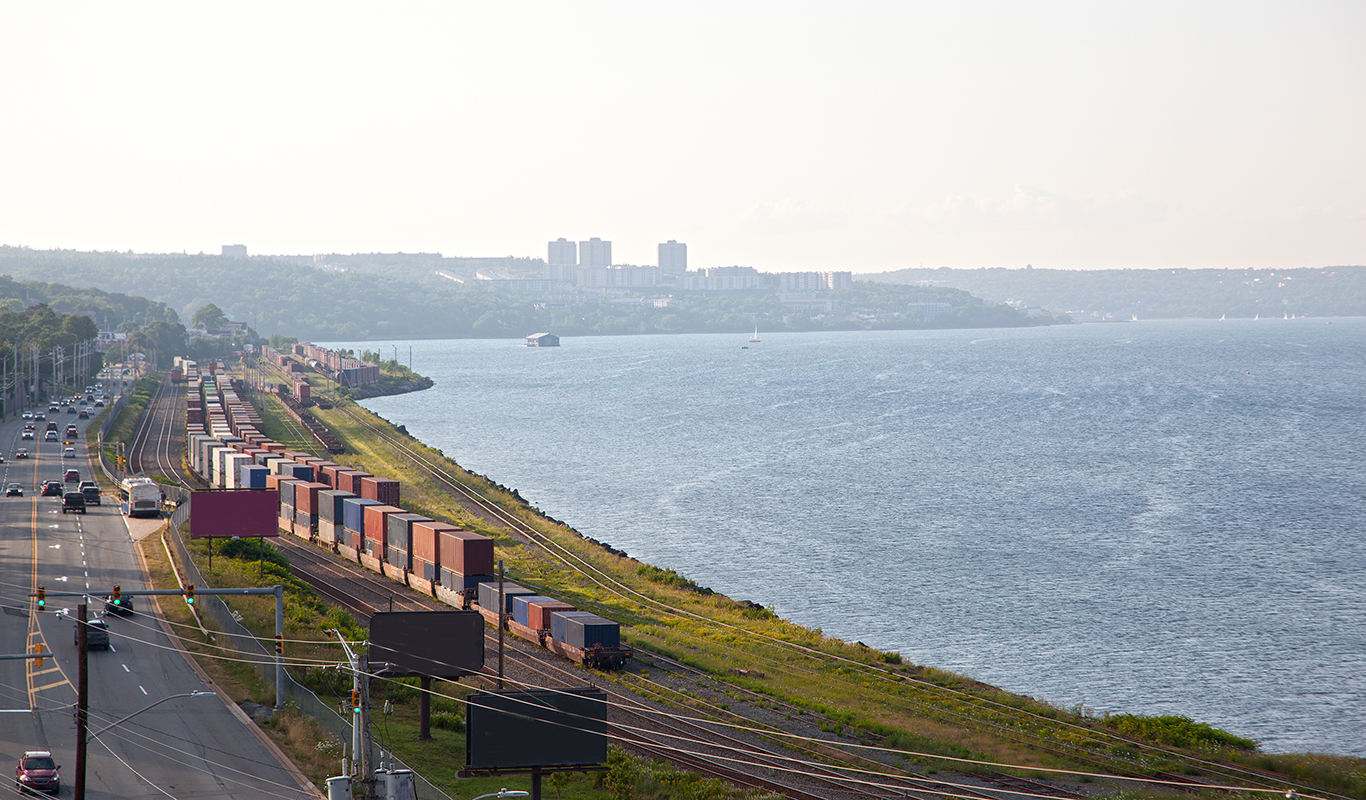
[0,389,317,799]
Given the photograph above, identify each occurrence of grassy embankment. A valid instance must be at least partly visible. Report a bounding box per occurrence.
[133,360,1366,799]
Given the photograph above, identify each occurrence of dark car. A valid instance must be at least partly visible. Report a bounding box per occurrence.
[104,593,133,617]
[15,449,28,459]
[6,483,22,497]
[76,617,110,650]
[15,750,60,794]
[33,412,45,421]
[81,483,101,506]
[77,409,89,419]
[40,481,63,497]
[65,425,78,439]
[61,491,85,514]
[66,406,76,414]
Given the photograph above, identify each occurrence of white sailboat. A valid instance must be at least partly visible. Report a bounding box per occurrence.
[749,326,760,343]
[1220,314,1225,320]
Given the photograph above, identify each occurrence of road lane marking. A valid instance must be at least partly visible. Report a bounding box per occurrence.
[32,679,69,692]
[122,664,130,672]
[32,667,62,677]
[139,685,148,695]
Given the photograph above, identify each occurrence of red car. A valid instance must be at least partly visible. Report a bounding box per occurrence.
[15,750,60,794]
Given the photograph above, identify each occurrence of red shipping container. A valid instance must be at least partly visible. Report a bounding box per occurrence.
[266,474,283,491]
[363,505,403,547]
[411,521,460,564]
[527,600,575,631]
[264,442,286,453]
[437,529,495,576]
[281,450,307,461]
[318,465,341,488]
[294,482,328,515]
[360,477,400,506]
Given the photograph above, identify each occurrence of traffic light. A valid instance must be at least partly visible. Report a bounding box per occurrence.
[36,585,44,609]
[34,643,44,668]
[350,689,361,714]
[275,634,283,656]
[112,585,122,606]
[185,584,195,604]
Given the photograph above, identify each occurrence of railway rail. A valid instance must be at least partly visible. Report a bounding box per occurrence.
[126,372,1339,800]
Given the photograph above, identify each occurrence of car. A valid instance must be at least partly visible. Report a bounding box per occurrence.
[76,617,110,650]
[21,411,32,420]
[65,426,78,438]
[15,750,60,794]
[104,593,133,616]
[61,491,85,514]
[64,469,79,483]
[33,412,44,421]
[47,404,58,413]
[77,410,88,419]
[81,483,100,505]
[44,431,57,441]
[6,483,22,497]
[66,406,76,414]
[63,447,76,458]
[15,449,28,459]
[23,422,34,430]
[20,431,32,440]
[94,399,104,407]
[40,481,63,497]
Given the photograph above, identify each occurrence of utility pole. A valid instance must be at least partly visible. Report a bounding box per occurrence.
[358,650,377,800]
[75,603,89,800]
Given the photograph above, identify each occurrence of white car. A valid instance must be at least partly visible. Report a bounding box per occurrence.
[63,447,76,459]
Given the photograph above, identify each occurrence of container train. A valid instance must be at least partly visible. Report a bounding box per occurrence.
[180,361,631,669]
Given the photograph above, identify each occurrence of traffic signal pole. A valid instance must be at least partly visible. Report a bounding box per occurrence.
[76,603,88,800]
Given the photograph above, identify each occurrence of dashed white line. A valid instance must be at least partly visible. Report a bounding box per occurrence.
[122,665,130,673]
[139,686,147,695]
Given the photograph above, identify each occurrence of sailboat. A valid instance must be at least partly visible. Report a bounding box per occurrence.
[749,326,760,343]
[1219,314,1225,320]
[1254,314,1259,320]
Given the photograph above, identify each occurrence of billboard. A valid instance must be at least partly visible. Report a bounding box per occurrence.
[369,611,484,678]
[466,689,607,769]
[190,489,280,539]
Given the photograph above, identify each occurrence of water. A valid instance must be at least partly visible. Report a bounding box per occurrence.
[328,319,1366,756]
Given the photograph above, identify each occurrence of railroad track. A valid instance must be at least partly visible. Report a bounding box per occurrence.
[136,379,1337,800]
[126,373,192,485]
[324,402,1340,800]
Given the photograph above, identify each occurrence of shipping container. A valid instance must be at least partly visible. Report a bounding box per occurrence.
[385,513,432,560]
[239,464,269,489]
[280,462,315,482]
[341,497,382,535]
[413,557,438,583]
[362,504,403,554]
[359,476,400,506]
[276,478,303,509]
[318,489,355,524]
[551,612,620,649]
[512,595,557,628]
[478,582,538,615]
[436,529,495,576]
[294,482,328,516]
[337,471,373,495]
[527,599,576,631]
[442,572,493,592]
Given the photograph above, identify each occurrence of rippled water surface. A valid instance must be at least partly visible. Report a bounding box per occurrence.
[333,319,1366,755]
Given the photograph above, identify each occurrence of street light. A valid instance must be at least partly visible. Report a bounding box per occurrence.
[90,691,215,736]
[471,790,529,800]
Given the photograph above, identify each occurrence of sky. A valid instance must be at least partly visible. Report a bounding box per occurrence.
[1,2,1363,273]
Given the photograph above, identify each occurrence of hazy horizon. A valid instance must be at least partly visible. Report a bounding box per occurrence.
[2,2,1362,273]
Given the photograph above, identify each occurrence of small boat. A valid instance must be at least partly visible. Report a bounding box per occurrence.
[1220,314,1225,320]
[749,326,760,343]
[1254,314,1259,320]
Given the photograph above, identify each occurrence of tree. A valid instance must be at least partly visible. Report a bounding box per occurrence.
[191,303,229,330]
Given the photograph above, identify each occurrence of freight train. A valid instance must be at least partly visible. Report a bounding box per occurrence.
[180,362,631,669]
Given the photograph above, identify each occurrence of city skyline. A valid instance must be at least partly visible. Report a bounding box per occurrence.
[1,3,1362,272]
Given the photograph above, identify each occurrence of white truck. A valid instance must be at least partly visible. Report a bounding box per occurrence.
[121,477,162,518]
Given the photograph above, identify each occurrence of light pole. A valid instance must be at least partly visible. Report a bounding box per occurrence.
[89,691,215,736]
[472,790,529,800]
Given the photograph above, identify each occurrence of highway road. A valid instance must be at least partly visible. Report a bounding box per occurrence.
[0,383,317,799]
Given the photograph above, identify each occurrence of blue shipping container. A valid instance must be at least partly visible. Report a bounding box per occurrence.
[512,595,557,628]
[342,497,382,534]
[281,463,314,482]
[239,464,269,489]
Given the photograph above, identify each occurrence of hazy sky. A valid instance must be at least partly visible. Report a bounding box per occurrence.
[2,2,1362,272]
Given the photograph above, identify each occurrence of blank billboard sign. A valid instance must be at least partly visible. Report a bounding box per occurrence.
[369,611,484,678]
[190,489,280,539]
[466,689,607,769]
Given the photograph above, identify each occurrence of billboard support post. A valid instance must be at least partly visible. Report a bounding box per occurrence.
[275,584,284,709]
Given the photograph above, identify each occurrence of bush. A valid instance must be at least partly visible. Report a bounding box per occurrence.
[1104,714,1258,752]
